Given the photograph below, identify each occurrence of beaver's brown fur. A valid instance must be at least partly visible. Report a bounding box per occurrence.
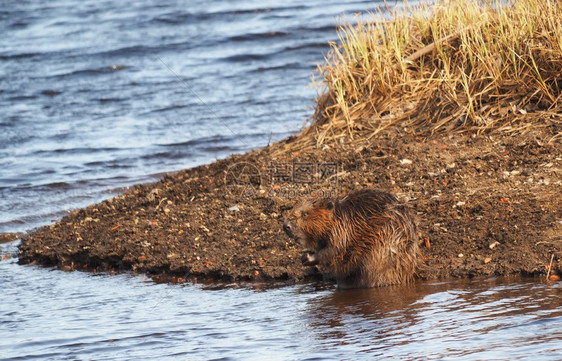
[283,189,420,288]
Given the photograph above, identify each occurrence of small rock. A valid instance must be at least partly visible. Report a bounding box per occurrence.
[489,241,500,250]
[400,159,413,165]
[484,257,492,264]
[228,205,240,212]
[147,188,160,202]
[458,253,464,258]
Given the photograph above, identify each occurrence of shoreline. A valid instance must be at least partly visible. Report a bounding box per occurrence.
[17,128,562,283]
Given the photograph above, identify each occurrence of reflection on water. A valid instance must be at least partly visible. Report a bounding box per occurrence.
[304,279,562,360]
[1,240,561,361]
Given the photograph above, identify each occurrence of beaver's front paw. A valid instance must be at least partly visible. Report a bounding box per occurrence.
[301,251,319,266]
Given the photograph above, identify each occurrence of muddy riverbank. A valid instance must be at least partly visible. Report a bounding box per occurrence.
[17,126,562,283]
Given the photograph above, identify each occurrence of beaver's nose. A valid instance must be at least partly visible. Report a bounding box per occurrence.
[283,220,292,236]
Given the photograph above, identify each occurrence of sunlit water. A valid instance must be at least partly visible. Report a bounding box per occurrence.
[2,1,562,360]
[1,240,561,360]
[1,0,375,233]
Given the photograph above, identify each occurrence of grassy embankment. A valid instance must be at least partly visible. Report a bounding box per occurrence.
[298,0,562,148]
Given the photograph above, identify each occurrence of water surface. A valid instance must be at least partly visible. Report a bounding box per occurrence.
[1,0,374,233]
[1,242,561,360]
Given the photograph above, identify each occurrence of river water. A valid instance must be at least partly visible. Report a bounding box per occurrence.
[1,240,561,360]
[2,1,562,360]
[1,0,371,233]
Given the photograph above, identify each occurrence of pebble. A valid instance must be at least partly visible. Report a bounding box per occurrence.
[147,188,160,202]
[489,241,500,249]
[228,205,240,212]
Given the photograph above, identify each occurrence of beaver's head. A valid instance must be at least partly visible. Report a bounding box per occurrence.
[283,196,335,250]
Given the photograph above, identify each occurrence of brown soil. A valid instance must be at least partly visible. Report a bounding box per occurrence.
[17,127,562,284]
[1,233,21,244]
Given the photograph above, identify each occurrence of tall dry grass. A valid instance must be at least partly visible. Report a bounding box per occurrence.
[305,0,562,147]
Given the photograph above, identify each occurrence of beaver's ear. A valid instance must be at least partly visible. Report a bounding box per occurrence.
[326,201,334,211]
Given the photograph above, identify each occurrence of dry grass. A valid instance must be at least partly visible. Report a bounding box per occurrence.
[300,0,562,148]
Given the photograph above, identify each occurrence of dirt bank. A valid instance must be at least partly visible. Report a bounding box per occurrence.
[17,126,561,283]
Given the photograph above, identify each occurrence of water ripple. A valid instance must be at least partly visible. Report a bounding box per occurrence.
[0,0,373,233]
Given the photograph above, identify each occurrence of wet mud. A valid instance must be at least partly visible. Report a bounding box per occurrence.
[18,128,562,284]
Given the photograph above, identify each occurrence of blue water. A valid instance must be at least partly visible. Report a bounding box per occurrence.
[2,1,562,360]
[1,242,561,360]
[1,0,373,233]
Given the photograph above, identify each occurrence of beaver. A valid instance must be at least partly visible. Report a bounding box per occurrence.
[283,189,420,288]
